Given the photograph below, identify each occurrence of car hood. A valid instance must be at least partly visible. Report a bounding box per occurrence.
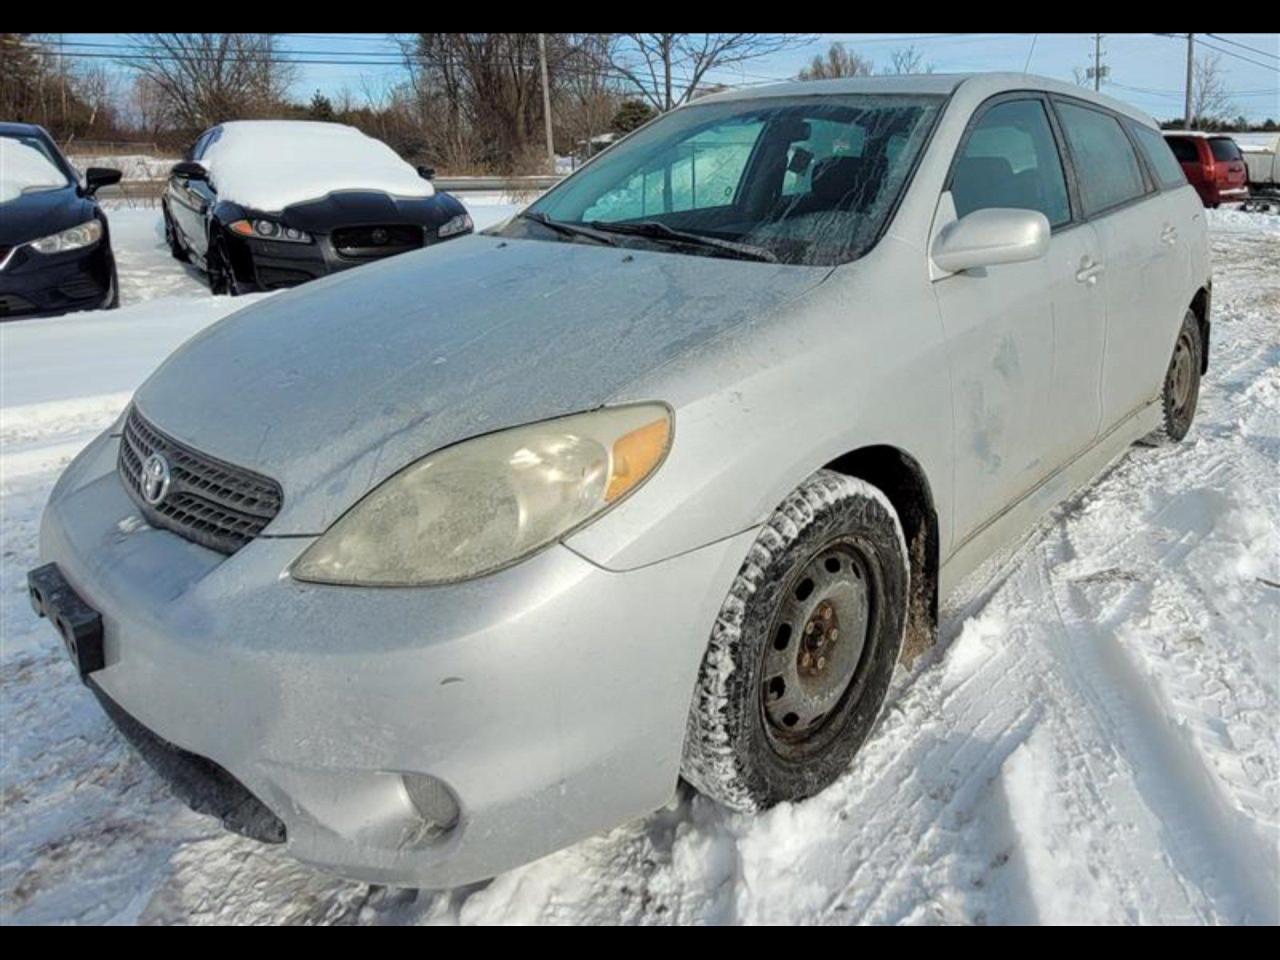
[133,235,829,535]
[0,186,93,245]
[271,190,454,232]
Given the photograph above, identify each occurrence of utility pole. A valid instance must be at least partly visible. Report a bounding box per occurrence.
[537,33,556,175]
[1087,33,1109,91]
[1184,33,1196,129]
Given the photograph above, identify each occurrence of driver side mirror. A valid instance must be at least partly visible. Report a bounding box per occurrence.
[931,207,1050,274]
[171,161,208,182]
[417,165,436,181]
[83,166,122,196]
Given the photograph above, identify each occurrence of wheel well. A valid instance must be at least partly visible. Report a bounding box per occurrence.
[1190,285,1211,374]
[824,445,939,666]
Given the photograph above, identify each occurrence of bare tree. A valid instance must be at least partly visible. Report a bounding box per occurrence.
[609,33,814,111]
[797,43,874,81]
[125,33,296,131]
[556,33,623,162]
[884,45,934,75]
[1191,51,1236,126]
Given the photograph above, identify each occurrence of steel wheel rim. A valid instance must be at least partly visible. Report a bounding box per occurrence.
[761,540,873,745]
[1169,330,1196,418]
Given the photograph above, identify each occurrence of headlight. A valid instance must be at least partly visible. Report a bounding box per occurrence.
[30,219,102,254]
[229,219,311,243]
[292,403,672,586]
[437,212,473,239]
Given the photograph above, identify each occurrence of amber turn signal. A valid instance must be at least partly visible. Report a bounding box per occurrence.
[606,416,671,503]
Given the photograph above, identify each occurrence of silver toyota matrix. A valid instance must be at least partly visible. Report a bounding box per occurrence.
[31,74,1211,886]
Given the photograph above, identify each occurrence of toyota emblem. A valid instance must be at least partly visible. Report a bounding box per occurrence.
[140,452,172,505]
[371,228,388,245]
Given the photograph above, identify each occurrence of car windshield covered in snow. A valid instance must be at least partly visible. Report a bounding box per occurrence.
[0,133,72,203]
[503,94,944,266]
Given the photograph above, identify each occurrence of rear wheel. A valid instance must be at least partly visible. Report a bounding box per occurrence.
[682,470,909,812]
[1151,309,1203,443]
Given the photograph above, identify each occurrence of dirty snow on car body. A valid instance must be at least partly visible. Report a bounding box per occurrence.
[1,207,1276,924]
[197,121,435,212]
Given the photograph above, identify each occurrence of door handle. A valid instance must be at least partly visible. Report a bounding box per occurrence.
[1075,259,1104,285]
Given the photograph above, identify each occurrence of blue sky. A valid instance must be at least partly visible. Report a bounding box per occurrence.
[62,32,1280,123]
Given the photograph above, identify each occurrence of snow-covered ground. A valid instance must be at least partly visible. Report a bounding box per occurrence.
[1,205,1277,925]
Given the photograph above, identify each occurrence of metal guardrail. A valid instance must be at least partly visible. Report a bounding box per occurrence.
[433,175,562,192]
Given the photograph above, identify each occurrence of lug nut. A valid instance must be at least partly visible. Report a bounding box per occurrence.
[829,628,839,641]
[817,656,826,669]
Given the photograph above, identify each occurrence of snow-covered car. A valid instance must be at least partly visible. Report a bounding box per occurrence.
[30,73,1211,887]
[0,123,121,319]
[161,121,473,294]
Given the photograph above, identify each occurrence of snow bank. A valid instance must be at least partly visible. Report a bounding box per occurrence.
[0,137,69,203]
[67,154,176,182]
[200,121,433,212]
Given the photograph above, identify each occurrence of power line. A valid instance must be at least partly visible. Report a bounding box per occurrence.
[1204,34,1280,63]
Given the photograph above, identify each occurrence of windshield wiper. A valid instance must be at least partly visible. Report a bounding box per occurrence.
[518,211,618,246]
[587,220,778,263]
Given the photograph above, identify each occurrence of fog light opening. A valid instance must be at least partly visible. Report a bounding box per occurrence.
[401,773,460,841]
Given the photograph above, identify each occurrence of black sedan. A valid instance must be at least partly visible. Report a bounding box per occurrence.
[161,121,474,295]
[0,122,122,320]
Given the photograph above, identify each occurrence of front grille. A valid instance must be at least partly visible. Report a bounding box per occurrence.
[118,406,283,555]
[332,224,423,259]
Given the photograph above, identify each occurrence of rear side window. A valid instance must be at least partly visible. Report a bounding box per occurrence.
[1131,123,1188,189]
[1164,136,1199,164]
[1056,101,1148,215]
[950,99,1071,227]
[1209,137,1242,162]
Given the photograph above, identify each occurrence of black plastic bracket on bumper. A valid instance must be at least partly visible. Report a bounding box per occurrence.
[27,562,104,679]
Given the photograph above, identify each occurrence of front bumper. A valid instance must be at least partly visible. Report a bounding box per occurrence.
[0,241,115,319]
[229,229,456,292]
[37,429,754,887]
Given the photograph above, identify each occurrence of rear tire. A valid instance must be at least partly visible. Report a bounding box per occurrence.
[681,470,909,813]
[1149,309,1203,444]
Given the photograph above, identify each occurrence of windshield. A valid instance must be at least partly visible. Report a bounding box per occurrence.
[0,134,72,203]
[499,94,944,266]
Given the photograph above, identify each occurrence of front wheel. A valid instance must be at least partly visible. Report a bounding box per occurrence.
[682,470,909,812]
[163,205,189,263]
[207,232,240,296]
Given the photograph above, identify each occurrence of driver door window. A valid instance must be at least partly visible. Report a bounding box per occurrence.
[950,99,1071,227]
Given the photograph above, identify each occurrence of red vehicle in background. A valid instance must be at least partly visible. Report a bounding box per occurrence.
[1163,132,1250,207]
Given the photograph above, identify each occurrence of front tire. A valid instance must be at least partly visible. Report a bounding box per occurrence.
[682,470,909,813]
[163,204,189,263]
[207,232,240,296]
